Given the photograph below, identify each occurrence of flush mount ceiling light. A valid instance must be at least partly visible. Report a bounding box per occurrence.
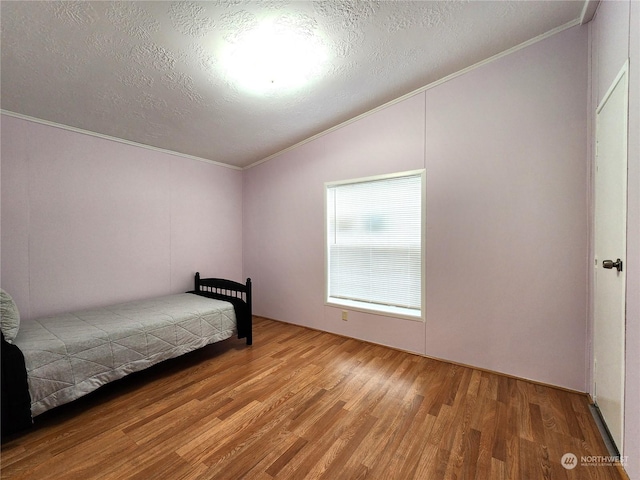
[221,20,327,95]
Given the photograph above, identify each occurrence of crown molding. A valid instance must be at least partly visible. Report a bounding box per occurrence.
[580,0,600,25]
[1,17,583,173]
[245,18,581,170]
[0,110,243,171]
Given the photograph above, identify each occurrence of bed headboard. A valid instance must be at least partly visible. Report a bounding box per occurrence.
[194,272,252,306]
[193,272,253,345]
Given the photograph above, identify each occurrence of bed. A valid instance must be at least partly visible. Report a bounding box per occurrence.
[0,273,252,437]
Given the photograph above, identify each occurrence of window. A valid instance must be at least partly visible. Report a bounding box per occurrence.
[325,170,425,320]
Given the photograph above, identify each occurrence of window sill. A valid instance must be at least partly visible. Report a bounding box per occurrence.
[326,298,424,322]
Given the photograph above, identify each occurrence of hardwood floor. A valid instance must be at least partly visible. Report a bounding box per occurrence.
[1,317,626,480]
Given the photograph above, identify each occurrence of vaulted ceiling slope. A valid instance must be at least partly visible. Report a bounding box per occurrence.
[1,1,587,169]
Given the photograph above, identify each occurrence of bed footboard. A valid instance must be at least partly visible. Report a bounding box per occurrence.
[192,272,252,345]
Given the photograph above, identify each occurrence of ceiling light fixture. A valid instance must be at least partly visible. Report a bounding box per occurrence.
[221,20,327,95]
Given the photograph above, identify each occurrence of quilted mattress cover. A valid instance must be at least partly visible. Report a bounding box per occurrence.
[14,293,236,416]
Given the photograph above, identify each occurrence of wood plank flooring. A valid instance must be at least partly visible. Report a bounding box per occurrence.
[1,317,626,479]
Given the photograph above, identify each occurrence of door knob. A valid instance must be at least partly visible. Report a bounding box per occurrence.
[602,258,623,272]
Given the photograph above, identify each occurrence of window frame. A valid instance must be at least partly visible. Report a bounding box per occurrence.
[324,169,426,322]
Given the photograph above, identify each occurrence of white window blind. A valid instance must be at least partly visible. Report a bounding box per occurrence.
[326,171,424,318]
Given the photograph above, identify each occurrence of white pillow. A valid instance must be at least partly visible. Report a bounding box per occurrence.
[0,288,20,344]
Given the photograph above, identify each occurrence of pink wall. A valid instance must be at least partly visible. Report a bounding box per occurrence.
[590,0,640,476]
[0,115,243,320]
[243,91,427,353]
[244,25,589,391]
[424,25,588,389]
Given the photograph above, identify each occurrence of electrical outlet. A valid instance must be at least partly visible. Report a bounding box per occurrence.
[341,310,348,321]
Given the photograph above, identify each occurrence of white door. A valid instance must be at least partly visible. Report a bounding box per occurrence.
[593,61,628,453]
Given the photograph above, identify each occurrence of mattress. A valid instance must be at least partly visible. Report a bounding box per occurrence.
[14,293,236,416]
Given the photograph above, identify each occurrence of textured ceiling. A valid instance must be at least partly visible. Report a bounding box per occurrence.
[1,1,587,169]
